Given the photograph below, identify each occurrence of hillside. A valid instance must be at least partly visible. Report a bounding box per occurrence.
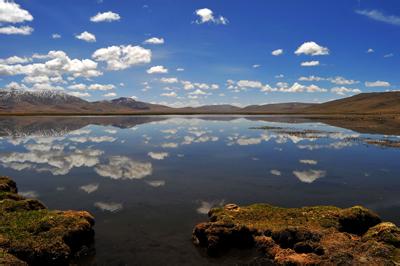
[0,89,399,115]
[304,92,400,114]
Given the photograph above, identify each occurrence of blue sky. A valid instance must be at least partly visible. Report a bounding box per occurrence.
[0,0,400,107]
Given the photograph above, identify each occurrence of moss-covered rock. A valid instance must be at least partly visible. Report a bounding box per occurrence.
[193,203,400,265]
[0,176,95,265]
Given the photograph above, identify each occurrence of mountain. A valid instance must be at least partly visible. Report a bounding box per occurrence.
[304,92,400,114]
[0,89,399,115]
[242,102,316,113]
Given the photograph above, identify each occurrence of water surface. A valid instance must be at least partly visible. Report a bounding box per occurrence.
[0,115,399,265]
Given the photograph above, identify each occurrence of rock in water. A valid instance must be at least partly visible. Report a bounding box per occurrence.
[192,203,400,265]
[0,176,95,265]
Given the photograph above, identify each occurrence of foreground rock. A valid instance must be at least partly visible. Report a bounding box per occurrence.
[0,176,95,265]
[193,203,400,265]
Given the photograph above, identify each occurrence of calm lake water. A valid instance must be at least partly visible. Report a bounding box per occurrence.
[0,115,399,265]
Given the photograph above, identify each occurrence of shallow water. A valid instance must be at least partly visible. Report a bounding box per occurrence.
[0,115,399,265]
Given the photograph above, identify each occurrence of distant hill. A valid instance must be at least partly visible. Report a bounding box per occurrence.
[304,92,400,114]
[242,102,316,113]
[0,89,399,115]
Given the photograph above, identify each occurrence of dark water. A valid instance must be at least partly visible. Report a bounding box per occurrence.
[0,115,399,265]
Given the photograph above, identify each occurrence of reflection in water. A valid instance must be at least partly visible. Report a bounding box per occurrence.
[0,115,399,265]
[292,169,327,183]
[95,156,152,180]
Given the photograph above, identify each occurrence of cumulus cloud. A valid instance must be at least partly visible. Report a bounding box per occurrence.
[68,91,91,98]
[356,9,400,26]
[194,8,228,25]
[75,31,96,42]
[68,83,87,90]
[92,45,151,70]
[103,92,116,97]
[271,49,283,56]
[367,48,374,53]
[299,76,324,82]
[52,33,61,39]
[95,156,152,180]
[0,56,30,64]
[299,159,317,165]
[295,41,329,56]
[0,25,33,35]
[147,65,168,74]
[88,83,115,90]
[160,77,178,83]
[0,50,102,83]
[328,76,359,85]
[301,60,320,67]
[331,86,361,95]
[0,0,33,23]
[161,91,177,97]
[365,80,391,87]
[293,169,326,183]
[90,11,121,22]
[144,37,164,44]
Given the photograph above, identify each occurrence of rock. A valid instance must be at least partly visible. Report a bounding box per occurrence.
[363,222,400,247]
[192,203,400,265]
[0,176,17,193]
[0,176,95,265]
[338,206,381,235]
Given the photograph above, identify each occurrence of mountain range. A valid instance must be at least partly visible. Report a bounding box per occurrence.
[0,89,399,115]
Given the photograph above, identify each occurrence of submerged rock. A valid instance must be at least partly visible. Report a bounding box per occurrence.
[193,203,400,265]
[0,176,95,265]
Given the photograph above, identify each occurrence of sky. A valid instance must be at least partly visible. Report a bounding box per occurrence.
[0,0,400,107]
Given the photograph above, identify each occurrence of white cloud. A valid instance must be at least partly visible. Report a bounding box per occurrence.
[0,0,33,23]
[301,60,320,67]
[176,67,184,72]
[295,41,329,56]
[365,80,390,87]
[160,77,178,83]
[299,75,324,81]
[92,45,151,70]
[195,8,228,25]
[88,83,115,91]
[331,86,361,95]
[271,49,283,56]
[356,9,400,26]
[68,83,87,90]
[328,76,359,85]
[384,53,394,58]
[90,11,121,22]
[144,37,164,45]
[52,33,61,39]
[252,64,261,68]
[68,91,91,98]
[147,65,168,74]
[0,25,33,35]
[0,56,30,64]
[293,169,326,183]
[161,91,177,97]
[75,31,96,42]
[0,50,102,80]
[148,152,169,160]
[103,92,116,97]
[367,48,374,53]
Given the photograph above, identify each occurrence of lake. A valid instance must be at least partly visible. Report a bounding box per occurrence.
[0,115,399,265]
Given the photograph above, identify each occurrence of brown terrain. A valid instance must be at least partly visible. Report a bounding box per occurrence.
[1,89,400,115]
